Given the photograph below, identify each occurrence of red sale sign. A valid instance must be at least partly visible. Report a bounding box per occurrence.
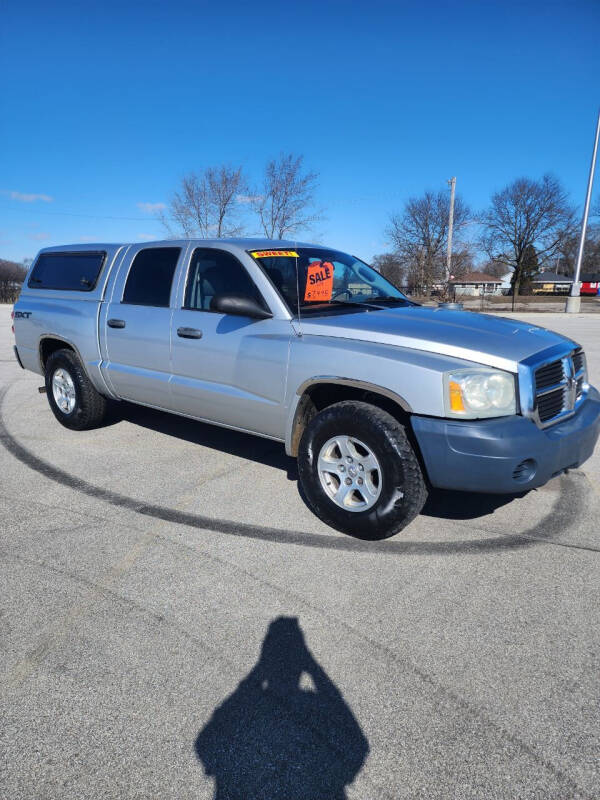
[304,261,334,302]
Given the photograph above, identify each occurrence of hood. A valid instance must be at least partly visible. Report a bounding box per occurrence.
[297,306,577,372]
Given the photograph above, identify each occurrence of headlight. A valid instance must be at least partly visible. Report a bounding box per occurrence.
[443,368,516,419]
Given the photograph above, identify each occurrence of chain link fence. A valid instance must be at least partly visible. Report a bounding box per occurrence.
[398,285,600,313]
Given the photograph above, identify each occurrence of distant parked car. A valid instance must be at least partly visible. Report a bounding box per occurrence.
[580,274,600,296]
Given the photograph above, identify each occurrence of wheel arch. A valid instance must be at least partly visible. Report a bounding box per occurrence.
[38,335,114,398]
[286,377,412,457]
[39,335,79,371]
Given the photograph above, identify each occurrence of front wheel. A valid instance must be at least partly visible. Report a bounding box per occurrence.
[297,401,427,539]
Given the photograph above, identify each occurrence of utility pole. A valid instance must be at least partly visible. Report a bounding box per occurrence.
[566,108,600,313]
[446,177,456,283]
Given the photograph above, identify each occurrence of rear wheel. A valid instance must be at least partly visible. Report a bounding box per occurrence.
[45,348,107,430]
[297,401,427,539]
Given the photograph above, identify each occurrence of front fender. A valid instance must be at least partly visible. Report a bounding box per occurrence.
[283,334,482,454]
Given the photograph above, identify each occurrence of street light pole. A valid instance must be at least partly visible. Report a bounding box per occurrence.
[446,177,456,284]
[566,108,600,313]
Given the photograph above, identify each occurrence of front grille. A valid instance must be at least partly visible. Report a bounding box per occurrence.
[533,349,587,426]
[535,359,564,390]
[537,387,566,422]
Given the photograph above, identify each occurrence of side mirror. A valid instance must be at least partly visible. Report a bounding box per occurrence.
[210,293,273,320]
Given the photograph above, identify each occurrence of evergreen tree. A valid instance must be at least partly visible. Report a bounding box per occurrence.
[511,244,538,295]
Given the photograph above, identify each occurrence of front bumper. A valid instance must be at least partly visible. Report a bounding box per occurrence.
[411,386,600,494]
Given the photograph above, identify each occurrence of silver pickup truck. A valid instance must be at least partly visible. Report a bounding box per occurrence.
[12,239,600,539]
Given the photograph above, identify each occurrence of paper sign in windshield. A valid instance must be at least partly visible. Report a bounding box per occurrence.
[304,261,334,302]
[251,250,298,258]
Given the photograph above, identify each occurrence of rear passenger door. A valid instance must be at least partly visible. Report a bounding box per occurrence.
[102,245,184,407]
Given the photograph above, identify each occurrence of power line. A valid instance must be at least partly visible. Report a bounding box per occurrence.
[0,206,168,222]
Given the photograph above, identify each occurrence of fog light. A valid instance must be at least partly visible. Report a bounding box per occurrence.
[512,459,537,483]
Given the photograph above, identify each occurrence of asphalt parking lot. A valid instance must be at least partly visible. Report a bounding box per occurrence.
[1,304,599,799]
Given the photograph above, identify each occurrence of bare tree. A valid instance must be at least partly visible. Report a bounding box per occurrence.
[556,222,600,275]
[480,174,575,299]
[0,259,27,303]
[164,165,248,238]
[252,153,321,239]
[387,189,471,289]
[449,244,477,278]
[372,253,405,287]
[479,257,512,279]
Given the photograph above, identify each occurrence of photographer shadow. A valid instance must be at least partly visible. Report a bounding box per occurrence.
[195,616,369,799]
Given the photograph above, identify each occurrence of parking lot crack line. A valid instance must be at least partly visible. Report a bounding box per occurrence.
[0,491,110,528]
[0,527,159,691]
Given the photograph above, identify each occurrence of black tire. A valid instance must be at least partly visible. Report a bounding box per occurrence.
[297,401,427,539]
[45,348,107,430]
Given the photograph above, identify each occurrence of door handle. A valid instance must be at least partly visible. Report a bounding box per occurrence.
[177,327,203,339]
[107,318,126,329]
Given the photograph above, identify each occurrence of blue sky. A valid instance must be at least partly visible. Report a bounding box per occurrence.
[1,0,599,264]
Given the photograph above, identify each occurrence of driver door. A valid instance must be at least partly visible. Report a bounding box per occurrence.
[170,247,291,438]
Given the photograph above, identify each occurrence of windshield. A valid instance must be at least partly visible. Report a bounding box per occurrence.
[249,248,410,315]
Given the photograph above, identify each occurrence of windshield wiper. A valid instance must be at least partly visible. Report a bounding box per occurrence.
[329,299,381,308]
[298,298,411,316]
[366,296,412,306]
[299,300,375,314]
[329,297,413,309]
